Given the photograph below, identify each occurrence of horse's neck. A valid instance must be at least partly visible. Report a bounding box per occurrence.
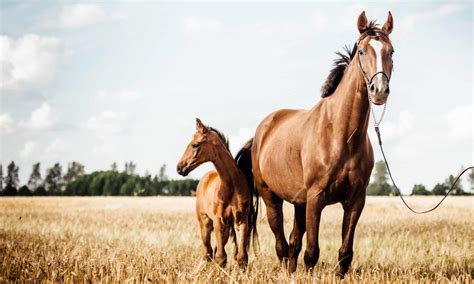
[326,59,371,141]
[212,147,240,187]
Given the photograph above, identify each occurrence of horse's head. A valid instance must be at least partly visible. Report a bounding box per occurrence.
[177,118,224,176]
[356,11,394,105]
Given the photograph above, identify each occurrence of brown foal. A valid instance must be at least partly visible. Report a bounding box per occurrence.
[237,11,395,275]
[177,118,257,268]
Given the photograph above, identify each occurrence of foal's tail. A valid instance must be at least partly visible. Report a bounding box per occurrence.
[235,138,259,254]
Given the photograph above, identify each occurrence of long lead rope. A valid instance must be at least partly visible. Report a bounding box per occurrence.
[374,125,473,214]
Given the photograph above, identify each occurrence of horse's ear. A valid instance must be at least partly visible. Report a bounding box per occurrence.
[196,118,208,134]
[357,11,367,34]
[383,11,393,34]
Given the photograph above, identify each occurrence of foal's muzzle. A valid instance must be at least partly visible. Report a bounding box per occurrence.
[176,163,190,177]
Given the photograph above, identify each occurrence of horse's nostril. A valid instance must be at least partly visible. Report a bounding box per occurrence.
[370,84,375,91]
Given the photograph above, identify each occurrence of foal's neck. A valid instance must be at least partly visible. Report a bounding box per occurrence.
[212,145,240,187]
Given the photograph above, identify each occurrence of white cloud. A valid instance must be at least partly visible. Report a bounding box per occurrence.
[21,102,57,130]
[97,89,141,102]
[0,34,60,92]
[183,16,221,33]
[84,111,128,134]
[445,104,473,141]
[20,141,36,159]
[56,4,106,29]
[0,113,14,132]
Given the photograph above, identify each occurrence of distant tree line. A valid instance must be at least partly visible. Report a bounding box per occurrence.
[1,160,472,197]
[0,162,198,196]
[367,161,473,196]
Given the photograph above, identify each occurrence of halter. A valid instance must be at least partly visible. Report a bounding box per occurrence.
[357,42,391,128]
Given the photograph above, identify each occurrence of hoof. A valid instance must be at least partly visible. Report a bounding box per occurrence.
[215,256,227,268]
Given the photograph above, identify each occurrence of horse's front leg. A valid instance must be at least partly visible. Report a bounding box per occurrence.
[338,195,365,277]
[289,205,306,273]
[235,217,249,269]
[304,188,326,270]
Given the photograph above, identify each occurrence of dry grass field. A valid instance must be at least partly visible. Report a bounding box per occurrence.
[1,196,473,283]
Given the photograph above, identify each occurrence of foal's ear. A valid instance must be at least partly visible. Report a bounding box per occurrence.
[357,11,367,34]
[195,118,208,134]
[382,11,394,34]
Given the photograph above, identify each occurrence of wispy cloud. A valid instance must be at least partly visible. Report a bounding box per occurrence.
[0,34,60,93]
[20,103,57,130]
[55,4,106,29]
[84,111,128,134]
[0,113,14,132]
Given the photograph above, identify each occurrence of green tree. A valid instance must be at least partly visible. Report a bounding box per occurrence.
[158,164,168,181]
[28,162,42,193]
[367,160,395,196]
[44,163,63,195]
[468,168,474,193]
[411,184,431,195]
[0,164,3,192]
[124,161,136,175]
[64,162,85,185]
[18,185,32,196]
[431,183,448,195]
[3,161,20,196]
[111,162,118,172]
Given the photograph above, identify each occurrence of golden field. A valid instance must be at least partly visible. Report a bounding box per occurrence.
[1,196,473,283]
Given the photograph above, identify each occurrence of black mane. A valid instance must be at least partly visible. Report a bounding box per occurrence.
[320,43,357,98]
[321,21,386,98]
[209,127,230,151]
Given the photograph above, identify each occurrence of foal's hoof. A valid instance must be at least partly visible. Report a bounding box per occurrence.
[237,258,248,270]
[215,256,227,267]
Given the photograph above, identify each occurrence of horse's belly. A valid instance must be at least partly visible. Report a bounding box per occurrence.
[259,144,307,205]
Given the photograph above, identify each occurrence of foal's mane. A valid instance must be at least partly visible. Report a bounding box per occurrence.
[321,21,387,98]
[209,126,230,152]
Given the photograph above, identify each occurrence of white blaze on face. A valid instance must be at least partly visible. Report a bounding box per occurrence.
[369,39,383,73]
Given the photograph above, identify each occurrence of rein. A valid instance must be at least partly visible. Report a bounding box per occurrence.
[359,56,474,214]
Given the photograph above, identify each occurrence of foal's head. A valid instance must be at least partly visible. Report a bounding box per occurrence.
[356,11,394,105]
[177,118,230,177]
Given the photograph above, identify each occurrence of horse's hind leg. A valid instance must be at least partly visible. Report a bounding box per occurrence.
[289,205,306,273]
[261,188,289,266]
[199,214,213,261]
[338,197,365,276]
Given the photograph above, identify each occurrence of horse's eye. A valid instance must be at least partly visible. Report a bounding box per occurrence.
[192,143,199,149]
[358,50,364,56]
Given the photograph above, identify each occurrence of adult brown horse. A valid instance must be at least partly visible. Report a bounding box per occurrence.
[177,118,258,268]
[237,11,394,275]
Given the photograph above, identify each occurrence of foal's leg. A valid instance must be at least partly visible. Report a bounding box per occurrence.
[304,189,326,270]
[199,214,213,261]
[261,189,289,265]
[288,205,306,273]
[214,216,230,267]
[338,197,365,276]
[235,219,249,268]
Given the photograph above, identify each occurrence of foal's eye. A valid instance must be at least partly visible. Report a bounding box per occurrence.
[192,143,199,149]
[358,50,364,56]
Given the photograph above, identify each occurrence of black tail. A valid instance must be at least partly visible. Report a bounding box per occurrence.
[235,138,259,254]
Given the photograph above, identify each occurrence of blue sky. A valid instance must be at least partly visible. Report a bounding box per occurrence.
[0,1,472,193]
